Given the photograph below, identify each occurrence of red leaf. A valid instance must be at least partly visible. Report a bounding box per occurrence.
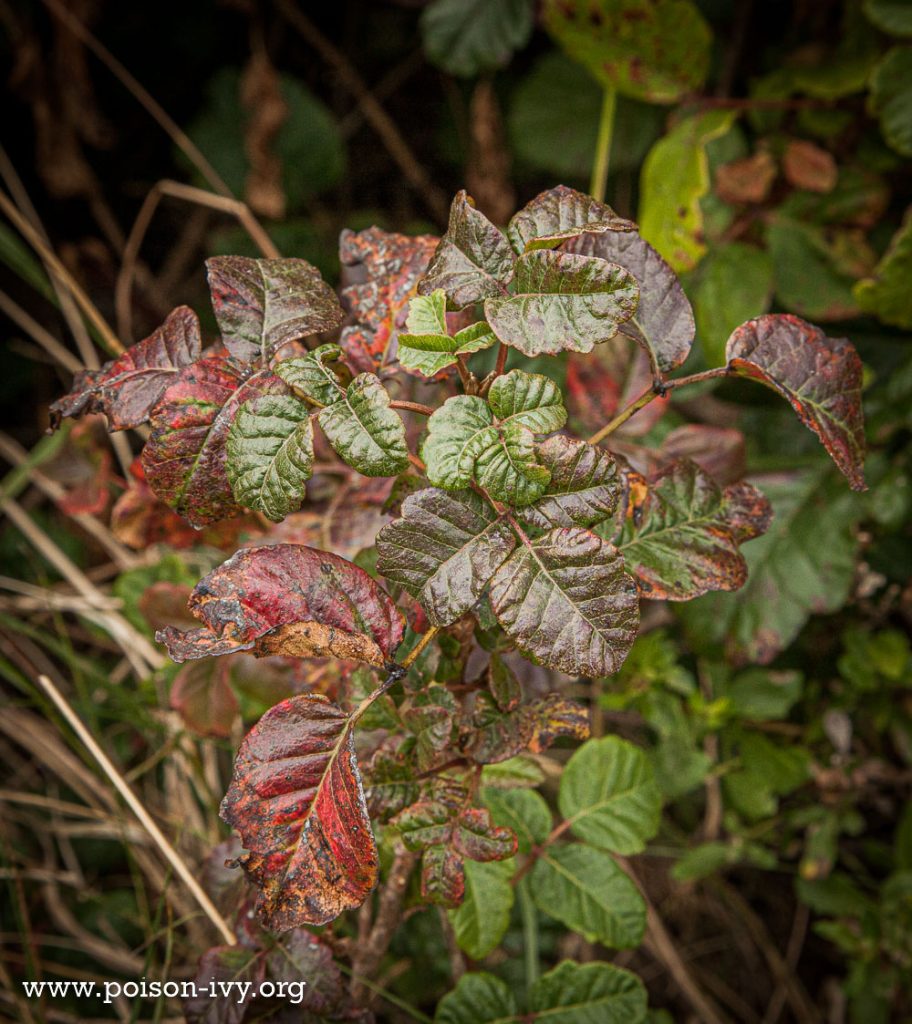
[141,356,287,527]
[170,659,240,739]
[157,543,405,669]
[726,315,866,490]
[220,694,379,929]
[49,307,201,431]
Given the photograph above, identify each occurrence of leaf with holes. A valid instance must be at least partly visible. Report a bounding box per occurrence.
[207,256,344,363]
[142,357,287,527]
[318,373,409,477]
[725,315,866,490]
[488,369,567,433]
[220,694,378,930]
[274,343,348,407]
[226,394,314,522]
[507,185,636,254]
[521,436,621,529]
[419,191,516,309]
[156,543,404,668]
[484,251,639,357]
[489,527,639,678]
[397,290,496,376]
[49,306,202,431]
[376,487,515,626]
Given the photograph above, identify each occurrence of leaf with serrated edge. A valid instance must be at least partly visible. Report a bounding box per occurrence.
[220,694,377,930]
[490,527,639,678]
[559,736,662,855]
[530,961,648,1024]
[226,394,314,522]
[488,369,567,433]
[507,185,636,253]
[274,344,347,407]
[207,256,344,363]
[485,250,639,357]
[482,787,552,854]
[376,488,515,626]
[475,422,551,507]
[521,435,621,529]
[318,373,409,477]
[447,859,515,960]
[156,543,404,668]
[419,190,516,309]
[725,314,866,490]
[423,396,497,490]
[435,973,517,1024]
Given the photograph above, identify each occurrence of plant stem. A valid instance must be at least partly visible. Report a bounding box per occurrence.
[517,878,540,994]
[400,625,440,670]
[389,399,435,417]
[589,86,617,204]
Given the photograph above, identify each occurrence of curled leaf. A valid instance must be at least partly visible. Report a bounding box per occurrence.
[317,373,409,476]
[507,185,636,253]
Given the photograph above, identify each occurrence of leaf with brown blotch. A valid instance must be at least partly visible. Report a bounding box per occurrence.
[220,694,379,930]
[489,527,640,679]
[156,543,405,669]
[462,692,589,764]
[725,315,866,491]
[49,306,201,431]
[207,256,345,364]
[615,459,773,601]
[142,356,287,527]
[507,184,636,254]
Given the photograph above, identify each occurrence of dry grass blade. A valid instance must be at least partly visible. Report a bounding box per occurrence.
[0,289,83,375]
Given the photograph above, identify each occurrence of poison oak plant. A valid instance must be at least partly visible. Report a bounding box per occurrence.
[51,185,867,1022]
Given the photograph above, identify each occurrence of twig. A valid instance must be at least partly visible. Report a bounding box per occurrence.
[389,400,434,417]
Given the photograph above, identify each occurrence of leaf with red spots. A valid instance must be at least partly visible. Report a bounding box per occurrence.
[207,256,345,364]
[156,543,405,669]
[220,693,379,930]
[141,356,287,527]
[49,306,201,431]
[725,315,867,491]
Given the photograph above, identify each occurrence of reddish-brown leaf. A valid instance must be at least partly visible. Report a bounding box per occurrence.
[726,315,866,491]
[170,659,240,739]
[49,306,201,431]
[220,694,379,930]
[657,424,747,485]
[715,151,777,205]
[462,692,589,764]
[156,543,405,669]
[782,140,838,194]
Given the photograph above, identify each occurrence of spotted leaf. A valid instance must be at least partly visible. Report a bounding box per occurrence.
[506,185,636,253]
[521,435,621,529]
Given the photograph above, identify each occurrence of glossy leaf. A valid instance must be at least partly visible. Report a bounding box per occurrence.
[422,0,534,78]
[490,528,640,678]
[398,291,496,376]
[274,343,347,407]
[220,694,378,929]
[49,306,201,431]
[488,369,567,433]
[376,487,516,626]
[725,315,866,490]
[484,250,639,357]
[447,858,515,959]
[869,46,912,157]
[559,736,662,854]
[419,191,516,309]
[855,207,912,329]
[142,357,287,527]
[226,394,314,522]
[615,460,773,600]
[207,256,344,363]
[474,422,552,507]
[422,396,498,490]
[318,373,409,477]
[521,436,621,530]
[506,185,635,253]
[156,543,404,668]
[566,230,694,372]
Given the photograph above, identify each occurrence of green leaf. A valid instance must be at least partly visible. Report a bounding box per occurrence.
[488,370,568,433]
[422,0,534,77]
[521,436,621,530]
[317,373,409,476]
[484,251,639,357]
[559,736,661,855]
[724,668,803,721]
[274,343,347,407]
[474,422,552,507]
[531,844,646,947]
[489,527,640,678]
[375,488,516,626]
[690,243,774,367]
[616,461,773,600]
[530,961,648,1023]
[419,191,516,309]
[435,974,516,1024]
[506,185,635,254]
[542,0,712,104]
[855,206,912,328]
[639,110,737,272]
[865,0,912,36]
[481,756,546,788]
[398,292,497,376]
[226,394,314,522]
[423,396,498,490]
[869,46,912,156]
[482,786,552,854]
[447,858,515,960]
[404,288,449,336]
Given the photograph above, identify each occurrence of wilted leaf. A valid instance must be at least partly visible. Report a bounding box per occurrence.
[274,343,347,406]
[422,0,534,77]
[489,527,639,678]
[447,858,515,959]
[485,250,639,357]
[226,394,314,522]
[855,206,912,329]
[207,256,344,363]
[869,46,912,157]
[376,487,515,626]
[142,357,287,527]
[487,369,567,433]
[317,373,409,476]
[726,315,866,490]
[49,306,201,431]
[220,694,378,929]
[157,543,404,668]
[506,185,635,253]
[419,191,516,309]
